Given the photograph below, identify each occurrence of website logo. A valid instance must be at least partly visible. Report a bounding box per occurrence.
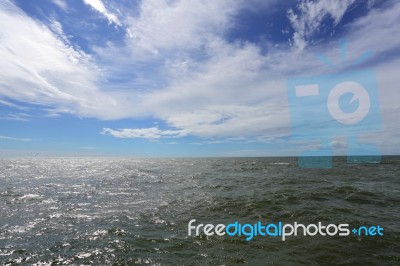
[286,41,381,168]
[188,219,384,241]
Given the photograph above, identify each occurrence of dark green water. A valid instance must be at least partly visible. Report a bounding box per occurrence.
[0,157,399,265]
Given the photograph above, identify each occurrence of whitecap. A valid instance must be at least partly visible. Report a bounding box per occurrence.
[18,194,42,200]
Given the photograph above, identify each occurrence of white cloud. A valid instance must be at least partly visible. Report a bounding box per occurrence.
[98,0,400,149]
[287,0,355,50]
[82,0,121,26]
[0,135,31,141]
[0,0,399,154]
[156,103,290,138]
[0,99,28,110]
[51,0,68,11]
[330,139,346,149]
[0,113,31,121]
[125,0,239,55]
[101,127,187,140]
[0,1,133,120]
[49,19,64,36]
[309,1,400,148]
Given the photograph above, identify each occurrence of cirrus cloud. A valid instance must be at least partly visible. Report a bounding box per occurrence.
[0,0,399,155]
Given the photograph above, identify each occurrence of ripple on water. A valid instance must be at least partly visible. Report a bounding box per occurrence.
[0,157,398,265]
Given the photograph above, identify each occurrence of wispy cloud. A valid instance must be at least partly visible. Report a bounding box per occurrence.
[0,99,29,110]
[0,0,124,119]
[101,127,187,140]
[125,0,239,55]
[51,0,68,11]
[287,0,355,50]
[82,0,121,26]
[0,0,399,154]
[0,135,31,142]
[0,113,31,121]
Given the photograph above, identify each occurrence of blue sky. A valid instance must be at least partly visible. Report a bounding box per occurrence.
[0,0,399,157]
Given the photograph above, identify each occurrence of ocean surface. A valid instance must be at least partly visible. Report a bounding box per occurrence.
[0,157,399,265]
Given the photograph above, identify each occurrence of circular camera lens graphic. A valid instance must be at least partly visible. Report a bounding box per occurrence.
[327,81,370,125]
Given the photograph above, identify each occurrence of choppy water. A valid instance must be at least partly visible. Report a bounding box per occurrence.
[0,157,399,265]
